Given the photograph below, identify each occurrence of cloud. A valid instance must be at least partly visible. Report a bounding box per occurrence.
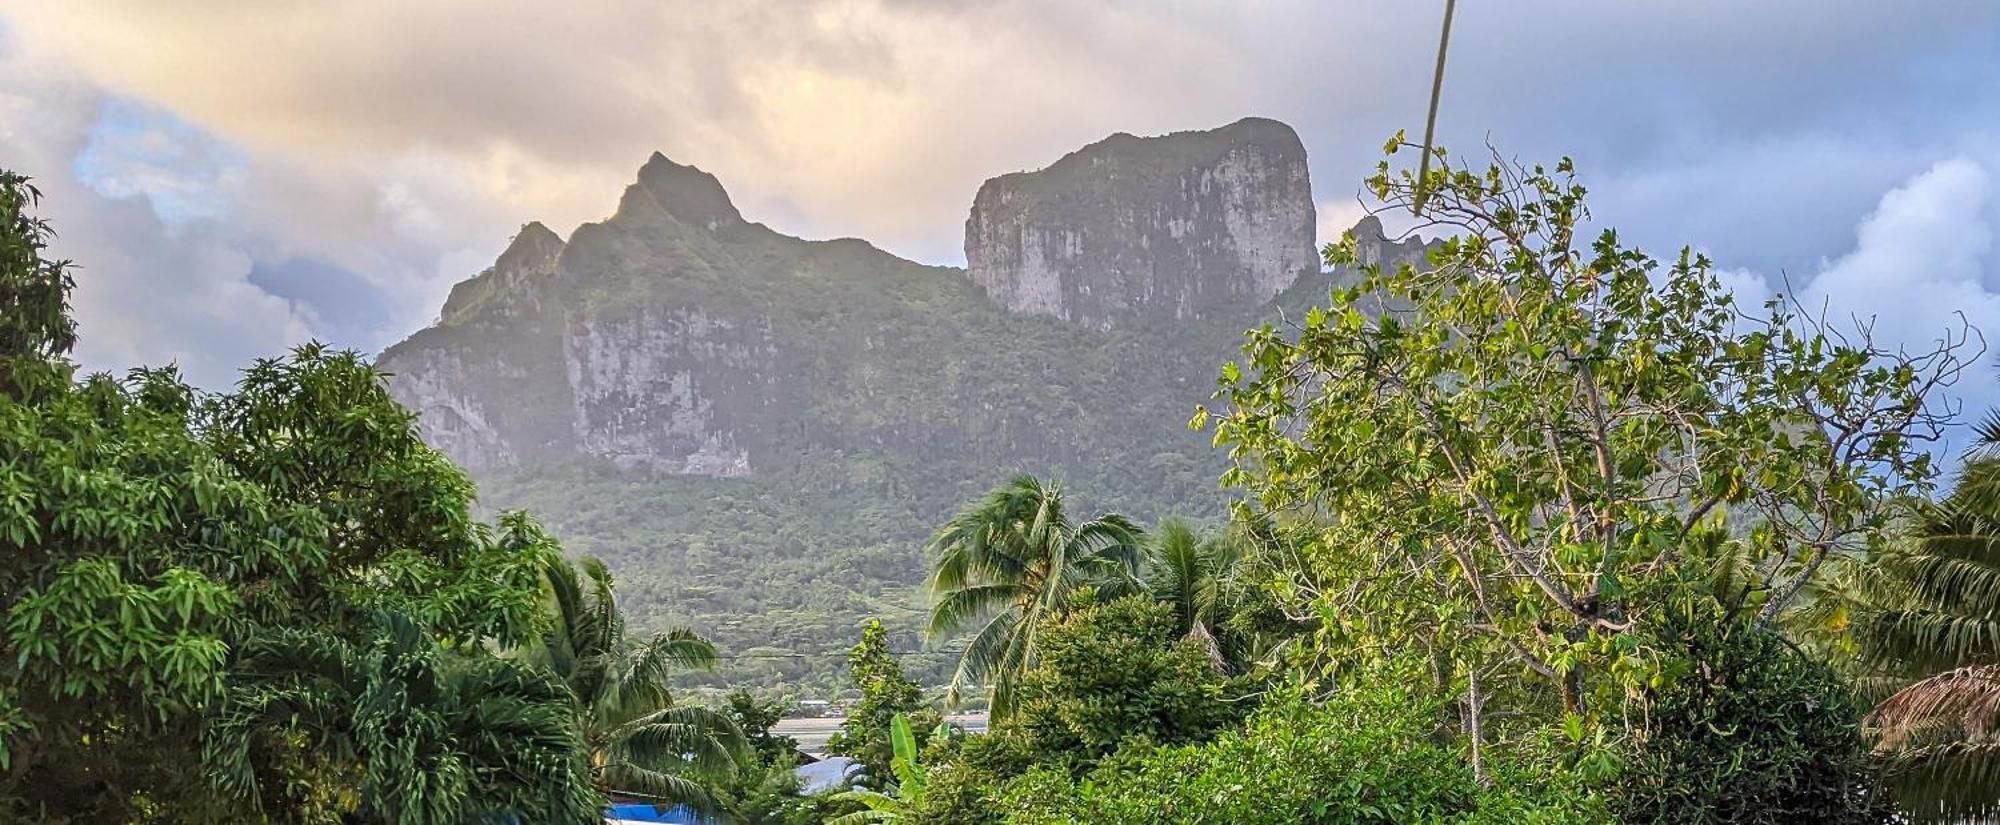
[1725,158,2000,455]
[0,58,313,388]
[1804,158,1996,346]
[0,0,1994,403]
[71,98,245,226]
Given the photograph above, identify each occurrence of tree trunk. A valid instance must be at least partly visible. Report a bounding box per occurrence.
[1465,669,1487,785]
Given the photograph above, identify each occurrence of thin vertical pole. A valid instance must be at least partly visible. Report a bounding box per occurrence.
[1414,0,1458,215]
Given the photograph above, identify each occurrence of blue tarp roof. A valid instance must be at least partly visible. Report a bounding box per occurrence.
[604,802,710,823]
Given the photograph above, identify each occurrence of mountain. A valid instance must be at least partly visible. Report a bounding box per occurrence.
[967,117,1317,328]
[376,117,1423,691]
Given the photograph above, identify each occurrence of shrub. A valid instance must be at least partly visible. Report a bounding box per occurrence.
[990,680,1605,825]
[1611,608,1898,824]
[1008,594,1251,761]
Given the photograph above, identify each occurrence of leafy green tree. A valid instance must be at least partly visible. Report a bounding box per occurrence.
[527,556,744,811]
[0,172,596,821]
[1008,593,1244,762]
[0,346,588,821]
[926,475,1146,716]
[0,172,74,361]
[725,689,801,765]
[829,618,940,776]
[1845,440,2000,819]
[1204,139,1966,727]
[906,594,1247,824]
[207,611,600,825]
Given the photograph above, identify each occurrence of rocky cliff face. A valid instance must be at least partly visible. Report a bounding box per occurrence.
[374,118,1420,690]
[381,118,1342,480]
[563,305,777,477]
[964,117,1317,328]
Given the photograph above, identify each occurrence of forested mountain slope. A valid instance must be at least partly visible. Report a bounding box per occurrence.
[377,118,1425,690]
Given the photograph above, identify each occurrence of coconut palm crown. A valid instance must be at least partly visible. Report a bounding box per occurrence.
[925,475,1145,718]
[527,556,747,812]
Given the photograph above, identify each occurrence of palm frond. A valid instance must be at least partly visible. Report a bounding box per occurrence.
[826,790,902,824]
[1860,609,2000,675]
[926,583,1017,637]
[1870,665,2000,749]
[946,609,1021,702]
[601,762,723,814]
[925,475,1146,716]
[1877,738,2000,823]
[1896,551,2000,619]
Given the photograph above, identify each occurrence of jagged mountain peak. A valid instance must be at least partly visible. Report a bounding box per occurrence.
[496,221,565,270]
[388,115,1330,479]
[1343,214,1432,268]
[614,151,744,230]
[1350,213,1387,242]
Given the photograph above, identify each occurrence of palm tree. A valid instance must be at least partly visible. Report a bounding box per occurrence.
[206,612,603,824]
[1148,518,1244,672]
[528,556,746,812]
[926,475,1145,718]
[1851,425,2000,821]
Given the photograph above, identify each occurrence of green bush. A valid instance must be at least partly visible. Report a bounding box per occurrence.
[1009,594,1251,762]
[826,619,941,777]
[1611,609,1898,824]
[988,680,1605,825]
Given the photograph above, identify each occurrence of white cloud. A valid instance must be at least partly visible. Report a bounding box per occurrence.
[1725,158,2000,455]
[1315,199,1369,248]
[0,56,314,388]
[0,0,1995,393]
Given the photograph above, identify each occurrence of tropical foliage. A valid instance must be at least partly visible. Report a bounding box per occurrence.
[1202,137,1966,728]
[714,692,857,825]
[993,667,1607,825]
[1005,593,1247,762]
[206,610,600,824]
[0,170,599,822]
[926,474,1147,716]
[1845,426,2000,819]
[527,556,744,811]
[827,618,942,776]
[1612,608,1895,824]
[830,713,943,824]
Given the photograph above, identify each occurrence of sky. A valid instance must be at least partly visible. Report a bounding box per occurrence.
[0,1,1997,441]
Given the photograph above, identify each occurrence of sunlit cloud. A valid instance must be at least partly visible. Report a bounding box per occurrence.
[0,0,1992,419]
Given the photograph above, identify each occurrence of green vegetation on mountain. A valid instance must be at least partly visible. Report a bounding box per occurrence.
[375,121,1376,692]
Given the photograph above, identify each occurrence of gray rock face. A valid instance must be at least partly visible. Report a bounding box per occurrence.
[382,345,518,472]
[438,221,564,323]
[381,118,1333,479]
[965,117,1317,328]
[1346,214,1428,269]
[563,305,777,477]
